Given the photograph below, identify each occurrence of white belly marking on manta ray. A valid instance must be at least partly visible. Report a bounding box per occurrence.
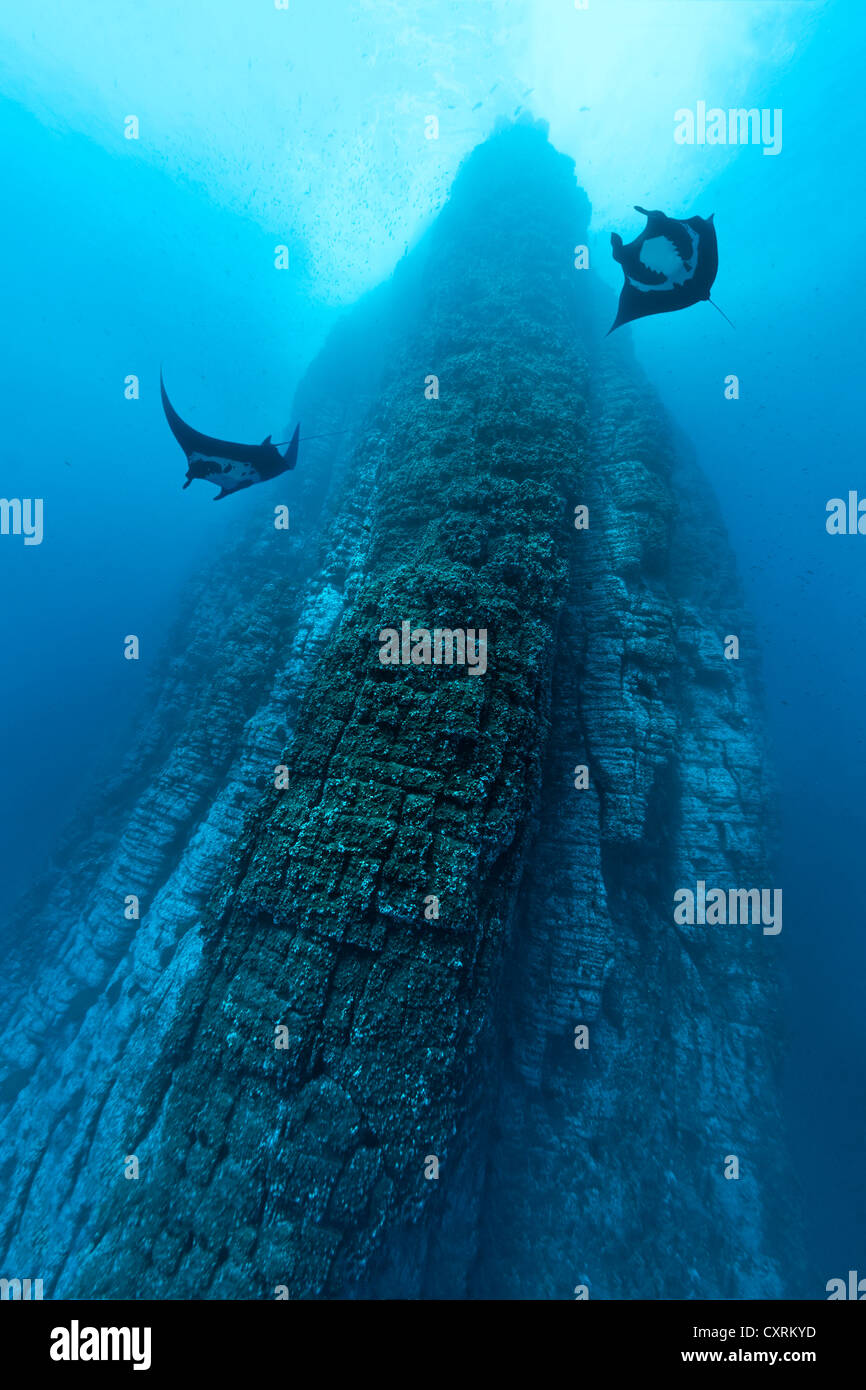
[189,452,259,488]
[628,226,699,292]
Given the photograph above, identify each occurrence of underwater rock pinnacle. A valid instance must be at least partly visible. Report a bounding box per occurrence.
[0,123,801,1299]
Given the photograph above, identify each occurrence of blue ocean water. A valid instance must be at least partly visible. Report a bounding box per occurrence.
[0,0,862,1291]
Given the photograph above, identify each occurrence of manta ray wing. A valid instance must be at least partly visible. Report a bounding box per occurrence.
[160,371,269,466]
[279,423,301,472]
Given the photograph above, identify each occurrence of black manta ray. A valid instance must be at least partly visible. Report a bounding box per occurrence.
[607,206,722,334]
[160,371,300,500]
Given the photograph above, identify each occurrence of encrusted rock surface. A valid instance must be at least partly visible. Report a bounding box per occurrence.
[0,123,802,1299]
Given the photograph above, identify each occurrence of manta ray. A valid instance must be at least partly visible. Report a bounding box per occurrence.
[607,206,722,334]
[160,371,300,500]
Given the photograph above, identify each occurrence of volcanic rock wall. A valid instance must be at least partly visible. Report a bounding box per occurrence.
[0,122,801,1299]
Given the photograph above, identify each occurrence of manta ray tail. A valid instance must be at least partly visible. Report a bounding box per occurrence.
[708,298,735,328]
